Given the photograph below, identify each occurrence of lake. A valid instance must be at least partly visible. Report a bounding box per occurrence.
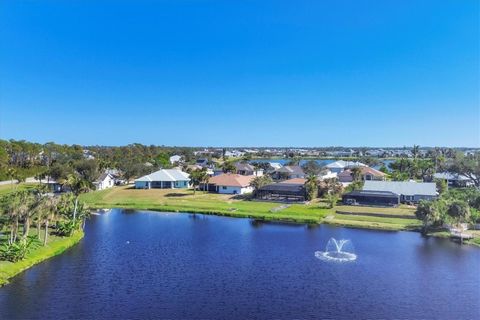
[1,209,479,319]
[250,158,394,170]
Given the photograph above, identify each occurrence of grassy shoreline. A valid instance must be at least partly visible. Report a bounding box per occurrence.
[81,186,421,231]
[0,231,84,286]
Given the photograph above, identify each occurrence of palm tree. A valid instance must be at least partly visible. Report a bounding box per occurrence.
[40,196,59,246]
[412,145,420,160]
[350,167,363,181]
[65,174,92,221]
[7,167,16,189]
[305,174,319,201]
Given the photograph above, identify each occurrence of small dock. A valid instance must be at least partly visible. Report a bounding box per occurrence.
[450,231,474,240]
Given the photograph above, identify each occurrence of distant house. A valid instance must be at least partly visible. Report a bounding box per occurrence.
[224,150,245,158]
[186,164,203,171]
[273,166,305,180]
[169,155,182,164]
[207,173,254,194]
[362,181,437,203]
[234,162,264,176]
[268,162,283,172]
[135,169,190,189]
[318,169,337,181]
[338,167,386,183]
[196,158,209,167]
[433,172,474,188]
[342,190,400,207]
[325,160,366,173]
[94,173,115,190]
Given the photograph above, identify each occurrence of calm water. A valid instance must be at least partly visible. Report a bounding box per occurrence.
[250,158,394,170]
[1,209,479,319]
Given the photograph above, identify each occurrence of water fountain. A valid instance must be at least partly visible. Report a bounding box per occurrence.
[315,238,357,262]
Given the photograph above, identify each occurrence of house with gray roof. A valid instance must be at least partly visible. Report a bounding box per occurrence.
[273,165,305,180]
[234,162,264,176]
[433,172,474,188]
[363,181,437,203]
[135,169,190,189]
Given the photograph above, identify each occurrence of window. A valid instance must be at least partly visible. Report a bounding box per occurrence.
[222,186,227,190]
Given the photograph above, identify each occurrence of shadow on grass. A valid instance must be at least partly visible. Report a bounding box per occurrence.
[165,193,189,197]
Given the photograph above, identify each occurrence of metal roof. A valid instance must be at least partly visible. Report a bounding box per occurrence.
[363,181,437,196]
[325,160,366,169]
[135,169,190,182]
[433,172,472,181]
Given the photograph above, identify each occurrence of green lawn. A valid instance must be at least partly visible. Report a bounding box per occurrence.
[0,231,84,286]
[335,205,416,216]
[81,186,330,223]
[0,183,39,196]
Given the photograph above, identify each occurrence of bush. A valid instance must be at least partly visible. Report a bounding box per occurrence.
[56,220,80,237]
[0,237,40,262]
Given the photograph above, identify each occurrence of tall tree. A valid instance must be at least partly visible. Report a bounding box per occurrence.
[65,174,92,222]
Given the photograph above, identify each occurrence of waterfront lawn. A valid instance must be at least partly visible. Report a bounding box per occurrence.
[0,231,84,286]
[80,186,422,230]
[80,186,330,223]
[335,205,416,216]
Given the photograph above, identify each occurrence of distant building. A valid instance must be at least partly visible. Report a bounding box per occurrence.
[207,173,254,194]
[135,169,190,189]
[433,172,474,188]
[338,167,386,183]
[196,158,209,167]
[234,162,263,176]
[325,160,366,173]
[273,166,305,180]
[256,180,306,202]
[94,173,115,191]
[169,155,182,164]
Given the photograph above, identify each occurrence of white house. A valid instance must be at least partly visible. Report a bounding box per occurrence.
[135,169,190,189]
[207,173,254,194]
[325,160,366,173]
[94,173,115,191]
[169,155,182,164]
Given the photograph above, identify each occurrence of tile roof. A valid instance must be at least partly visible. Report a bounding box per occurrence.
[208,173,255,187]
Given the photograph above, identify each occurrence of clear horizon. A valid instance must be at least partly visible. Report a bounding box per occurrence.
[1,1,479,147]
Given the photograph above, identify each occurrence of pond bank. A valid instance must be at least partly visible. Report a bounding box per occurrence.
[0,231,84,286]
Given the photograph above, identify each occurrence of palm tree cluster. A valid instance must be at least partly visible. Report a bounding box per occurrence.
[0,185,89,262]
[415,188,480,232]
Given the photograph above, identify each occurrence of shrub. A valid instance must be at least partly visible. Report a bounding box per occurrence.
[0,237,40,262]
[56,220,80,237]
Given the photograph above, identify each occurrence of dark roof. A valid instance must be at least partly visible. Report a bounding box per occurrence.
[276,165,304,175]
[344,190,399,198]
[259,183,305,193]
[234,162,255,171]
[95,173,111,183]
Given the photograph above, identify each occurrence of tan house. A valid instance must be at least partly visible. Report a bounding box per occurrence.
[338,167,386,183]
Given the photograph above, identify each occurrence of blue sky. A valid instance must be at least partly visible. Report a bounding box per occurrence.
[0,0,478,147]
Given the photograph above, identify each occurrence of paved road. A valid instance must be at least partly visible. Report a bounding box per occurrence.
[0,177,42,185]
